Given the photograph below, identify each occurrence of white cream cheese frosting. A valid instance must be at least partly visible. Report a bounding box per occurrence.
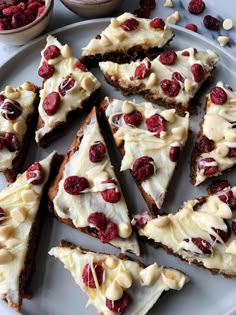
[105,98,189,209]
[49,245,188,315]
[82,12,174,56]
[137,187,236,275]
[99,48,219,108]
[0,151,56,308]
[52,109,140,256]
[35,35,101,143]
[194,81,236,186]
[0,82,38,171]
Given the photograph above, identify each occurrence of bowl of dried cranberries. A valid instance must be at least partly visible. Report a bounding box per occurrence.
[0,0,54,45]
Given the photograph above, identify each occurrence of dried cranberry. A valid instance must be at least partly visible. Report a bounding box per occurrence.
[172,72,184,83]
[228,196,236,209]
[98,221,119,243]
[232,220,236,235]
[38,63,55,79]
[17,2,26,10]
[160,79,180,97]
[27,2,40,17]
[150,17,165,29]
[43,45,61,60]
[58,78,75,96]
[203,15,220,31]
[191,63,204,82]
[132,156,154,182]
[4,132,20,152]
[134,61,151,79]
[43,91,60,116]
[169,146,180,162]
[207,180,230,195]
[0,2,8,10]
[0,100,22,120]
[64,176,89,195]
[134,7,151,18]
[124,110,143,127]
[146,113,165,137]
[218,189,233,204]
[210,87,227,105]
[188,0,205,15]
[159,51,177,65]
[106,292,130,313]
[192,237,212,255]
[11,12,28,28]
[26,162,44,185]
[197,136,215,153]
[89,141,106,163]
[210,224,231,243]
[185,23,198,32]
[82,264,104,288]
[0,18,11,30]
[181,51,190,56]
[95,34,101,39]
[2,6,19,17]
[101,179,121,203]
[132,212,152,229]
[140,0,156,9]
[88,212,107,231]
[0,207,5,224]
[228,148,236,158]
[75,61,88,72]
[121,18,139,32]
[197,157,219,176]
[37,5,45,17]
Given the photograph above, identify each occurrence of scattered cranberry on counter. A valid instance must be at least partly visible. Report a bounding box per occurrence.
[188,0,205,15]
[0,0,45,31]
[185,23,198,32]
[203,15,221,31]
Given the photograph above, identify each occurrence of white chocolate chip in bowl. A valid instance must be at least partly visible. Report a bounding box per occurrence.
[118,222,132,238]
[0,249,13,264]
[223,18,233,30]
[139,262,161,286]
[116,271,132,288]
[105,281,123,301]
[104,257,118,269]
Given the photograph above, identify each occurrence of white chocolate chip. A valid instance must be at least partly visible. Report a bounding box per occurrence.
[13,121,26,134]
[164,0,174,8]
[21,82,32,90]
[0,249,13,264]
[161,109,176,123]
[122,101,135,114]
[172,126,186,140]
[166,15,177,24]
[217,36,230,47]
[5,86,14,94]
[111,18,120,28]
[106,281,123,301]
[223,18,233,30]
[159,131,167,139]
[81,76,95,92]
[105,257,118,269]
[172,11,181,22]
[5,238,20,249]
[215,143,229,157]
[153,216,170,228]
[226,240,236,255]
[118,222,132,238]
[61,44,73,58]
[208,196,233,219]
[162,268,187,290]
[116,271,132,288]
[11,208,26,223]
[22,190,38,202]
[184,78,197,93]
[140,263,161,286]
[101,35,111,47]
[6,91,20,100]
[114,31,127,41]
[0,225,14,241]
[225,129,236,142]
[146,73,158,88]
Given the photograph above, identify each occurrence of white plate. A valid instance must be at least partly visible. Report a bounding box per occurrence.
[0,19,236,315]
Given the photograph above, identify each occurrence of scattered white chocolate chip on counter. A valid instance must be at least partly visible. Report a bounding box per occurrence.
[164,0,174,8]
[0,249,13,264]
[217,36,230,47]
[118,222,132,238]
[166,15,177,25]
[106,281,123,301]
[105,257,118,269]
[222,18,233,30]
[116,271,132,288]
[172,11,181,22]
[139,262,161,286]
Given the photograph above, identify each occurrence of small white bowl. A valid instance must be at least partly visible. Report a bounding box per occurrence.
[0,0,54,46]
[60,0,121,18]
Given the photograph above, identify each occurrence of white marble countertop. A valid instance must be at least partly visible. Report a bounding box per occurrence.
[0,0,236,65]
